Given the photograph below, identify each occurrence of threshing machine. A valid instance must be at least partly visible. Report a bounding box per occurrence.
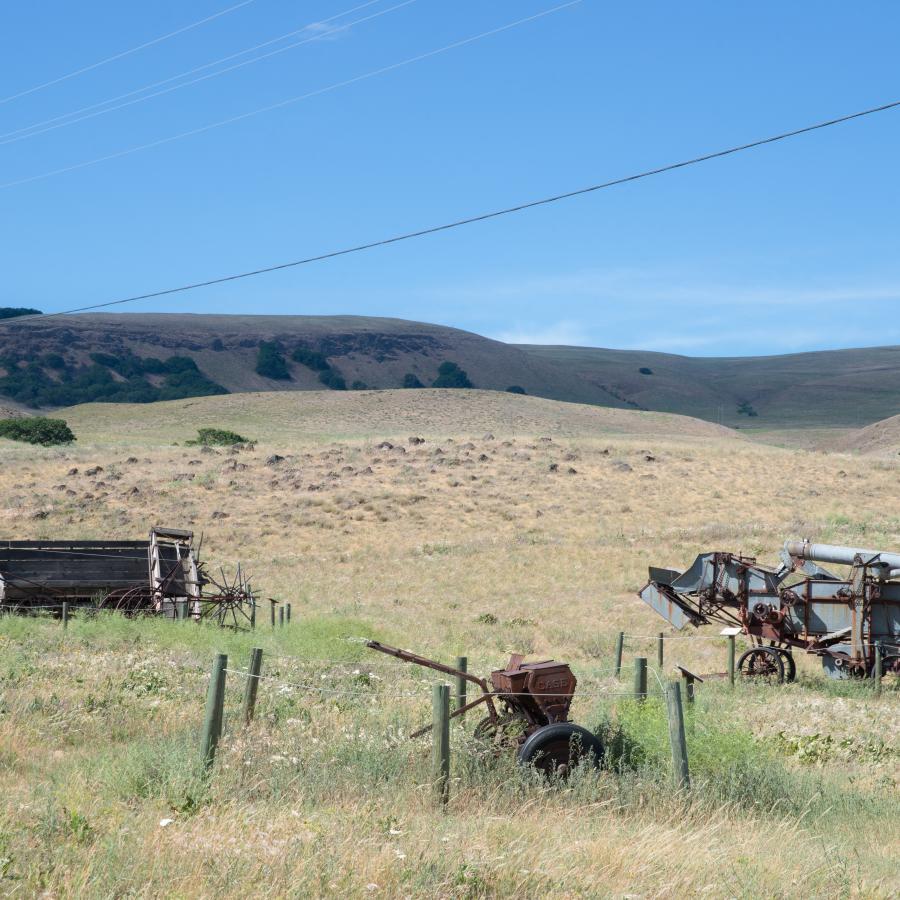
[639,539,900,681]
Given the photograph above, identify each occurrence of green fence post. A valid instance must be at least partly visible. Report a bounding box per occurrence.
[270,600,276,629]
[666,680,690,790]
[727,636,736,687]
[454,656,467,715]
[279,607,284,628]
[61,602,69,631]
[242,648,264,725]
[286,603,292,624]
[250,599,256,630]
[633,657,648,701]
[657,632,664,669]
[432,684,450,807]
[614,631,624,678]
[201,653,227,772]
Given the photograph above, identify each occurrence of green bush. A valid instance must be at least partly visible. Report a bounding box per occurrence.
[193,427,251,446]
[639,367,653,375]
[737,400,758,417]
[292,347,330,371]
[0,417,75,445]
[319,369,347,390]
[402,373,424,388]
[432,361,473,389]
[0,307,41,320]
[506,385,526,394]
[255,342,291,380]
[350,380,368,391]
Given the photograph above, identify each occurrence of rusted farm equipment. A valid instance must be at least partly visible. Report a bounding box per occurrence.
[366,640,603,775]
[638,539,900,681]
[0,526,258,628]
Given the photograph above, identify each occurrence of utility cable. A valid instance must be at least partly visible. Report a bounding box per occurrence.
[0,0,258,106]
[0,0,408,146]
[0,1,581,191]
[1,94,897,326]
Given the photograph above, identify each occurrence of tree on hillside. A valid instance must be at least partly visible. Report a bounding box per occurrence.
[506,385,526,394]
[255,341,291,380]
[432,361,473,389]
[402,373,424,388]
[0,307,41,319]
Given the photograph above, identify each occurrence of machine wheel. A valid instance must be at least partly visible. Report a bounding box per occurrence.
[516,723,603,777]
[774,648,796,683]
[473,713,527,751]
[738,647,785,683]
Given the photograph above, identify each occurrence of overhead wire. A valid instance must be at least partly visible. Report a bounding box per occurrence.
[1,93,898,327]
[0,0,259,106]
[0,0,412,147]
[0,0,582,191]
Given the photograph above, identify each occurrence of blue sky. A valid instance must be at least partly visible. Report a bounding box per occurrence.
[1,1,898,356]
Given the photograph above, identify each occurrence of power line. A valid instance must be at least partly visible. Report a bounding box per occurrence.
[0,0,258,106]
[0,1,581,190]
[3,96,898,328]
[0,0,401,147]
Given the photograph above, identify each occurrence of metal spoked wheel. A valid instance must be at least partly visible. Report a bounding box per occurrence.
[738,646,785,683]
[473,712,528,753]
[100,586,156,617]
[774,648,796,683]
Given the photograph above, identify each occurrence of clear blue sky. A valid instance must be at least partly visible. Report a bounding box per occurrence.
[2,1,898,356]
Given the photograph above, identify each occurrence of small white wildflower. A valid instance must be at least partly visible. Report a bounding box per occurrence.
[394,849,406,860]
[389,828,403,836]
[159,818,174,828]
[366,884,379,892]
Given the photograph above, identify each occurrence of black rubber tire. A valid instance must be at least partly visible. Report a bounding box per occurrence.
[516,723,603,777]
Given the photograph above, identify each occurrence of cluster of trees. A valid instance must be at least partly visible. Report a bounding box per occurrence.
[255,341,351,390]
[0,351,227,408]
[0,417,74,445]
[0,307,42,320]
[402,362,475,389]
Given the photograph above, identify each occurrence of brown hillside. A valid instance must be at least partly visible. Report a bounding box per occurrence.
[829,413,900,455]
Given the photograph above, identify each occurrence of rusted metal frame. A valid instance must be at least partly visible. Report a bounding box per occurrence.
[409,693,492,738]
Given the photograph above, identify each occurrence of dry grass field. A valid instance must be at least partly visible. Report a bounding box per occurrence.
[0,390,897,897]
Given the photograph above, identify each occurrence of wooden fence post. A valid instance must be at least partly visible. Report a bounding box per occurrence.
[270,600,276,629]
[61,602,69,631]
[666,680,690,789]
[657,632,664,669]
[286,603,291,624]
[614,631,624,678]
[279,606,284,628]
[727,636,736,687]
[454,656,467,715]
[250,599,256,630]
[432,684,450,807]
[201,653,227,772]
[633,657,648,701]
[242,648,264,725]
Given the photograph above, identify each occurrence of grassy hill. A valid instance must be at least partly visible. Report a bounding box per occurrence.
[830,412,900,455]
[0,388,896,896]
[2,312,899,429]
[57,388,739,446]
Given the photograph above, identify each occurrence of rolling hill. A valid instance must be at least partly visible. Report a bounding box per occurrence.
[2,312,899,429]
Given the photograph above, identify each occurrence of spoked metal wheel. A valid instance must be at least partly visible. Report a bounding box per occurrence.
[738,646,785,683]
[773,647,796,682]
[473,712,528,754]
[198,565,256,630]
[100,586,156,617]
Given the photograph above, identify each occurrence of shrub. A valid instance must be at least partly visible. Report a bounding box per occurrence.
[210,338,225,352]
[292,347,330,371]
[0,307,41,320]
[506,385,526,394]
[639,367,653,375]
[319,369,346,390]
[402,373,424,388]
[0,417,75,445]
[255,342,291,380]
[432,361,473,389]
[737,400,758,417]
[350,380,368,391]
[194,428,251,446]
[41,353,66,370]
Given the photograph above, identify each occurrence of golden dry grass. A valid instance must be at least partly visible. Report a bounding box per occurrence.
[0,390,897,897]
